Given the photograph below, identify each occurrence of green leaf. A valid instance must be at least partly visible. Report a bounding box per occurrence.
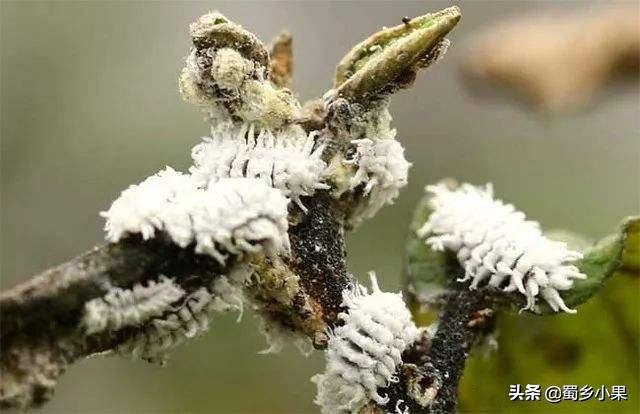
[549,215,640,311]
[619,216,640,275]
[402,192,456,320]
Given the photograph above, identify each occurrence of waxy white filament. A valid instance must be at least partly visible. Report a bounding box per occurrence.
[418,183,586,313]
[82,276,185,335]
[190,121,328,212]
[102,168,290,264]
[312,273,420,414]
[347,138,411,226]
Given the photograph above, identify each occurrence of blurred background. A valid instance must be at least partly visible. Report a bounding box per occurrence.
[1,1,638,413]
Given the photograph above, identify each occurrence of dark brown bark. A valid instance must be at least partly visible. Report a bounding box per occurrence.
[380,288,494,414]
[0,235,229,409]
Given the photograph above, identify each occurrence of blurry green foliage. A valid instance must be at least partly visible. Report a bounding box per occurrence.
[403,192,453,316]
[460,272,639,413]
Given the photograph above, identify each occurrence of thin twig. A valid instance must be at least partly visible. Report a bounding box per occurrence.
[376,286,493,413]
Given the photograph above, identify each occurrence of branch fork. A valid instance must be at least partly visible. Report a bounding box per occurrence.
[0,6,463,412]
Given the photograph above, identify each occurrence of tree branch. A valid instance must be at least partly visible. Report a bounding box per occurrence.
[373,286,493,414]
[1,237,227,338]
[0,236,230,408]
[0,6,464,412]
[426,288,493,413]
[246,193,352,350]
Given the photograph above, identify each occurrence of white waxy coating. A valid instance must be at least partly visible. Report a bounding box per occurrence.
[102,169,290,264]
[82,276,185,335]
[346,138,411,226]
[312,273,420,414]
[190,121,328,212]
[418,183,586,313]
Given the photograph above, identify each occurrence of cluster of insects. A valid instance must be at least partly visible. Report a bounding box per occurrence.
[117,276,244,363]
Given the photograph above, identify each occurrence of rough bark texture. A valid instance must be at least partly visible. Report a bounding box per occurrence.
[287,193,352,346]
[0,236,227,340]
[0,235,230,409]
[0,7,465,411]
[246,193,352,349]
[427,289,492,413]
[377,288,493,414]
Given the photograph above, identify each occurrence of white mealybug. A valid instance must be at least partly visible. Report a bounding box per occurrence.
[101,169,290,264]
[346,138,411,226]
[101,167,195,243]
[82,276,185,335]
[312,273,420,414]
[417,183,586,313]
[188,177,290,262]
[190,121,329,211]
[118,273,246,363]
